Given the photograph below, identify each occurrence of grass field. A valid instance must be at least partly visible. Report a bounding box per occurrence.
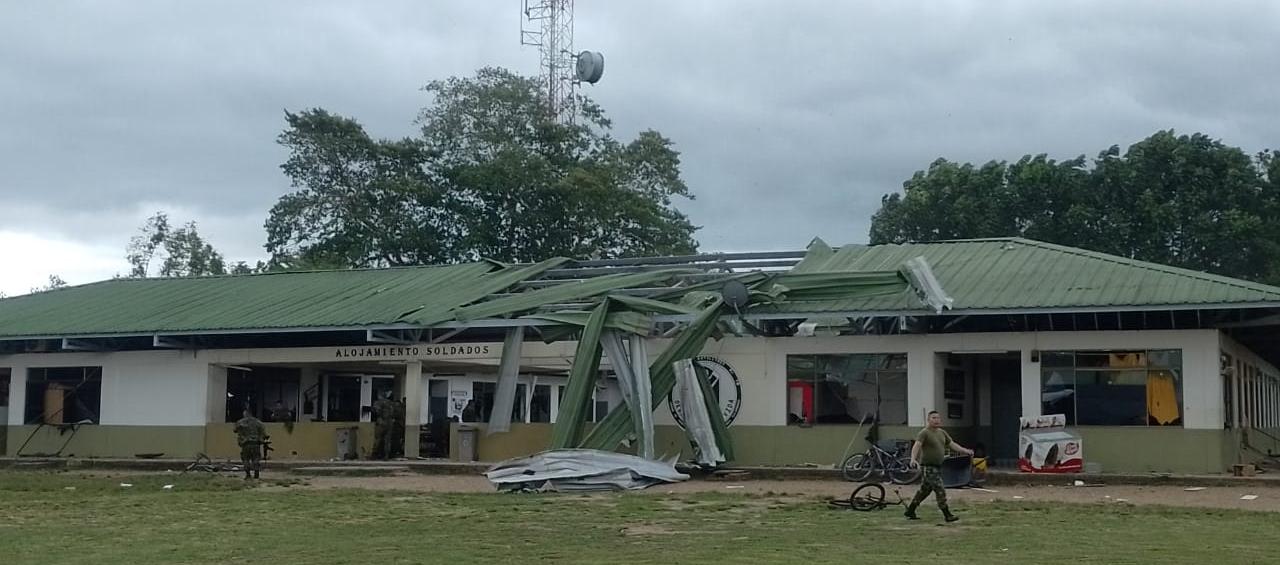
[0,471,1277,564]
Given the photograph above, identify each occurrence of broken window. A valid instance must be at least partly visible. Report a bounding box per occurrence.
[786,354,907,425]
[224,367,302,422]
[325,375,363,422]
[530,384,552,423]
[24,367,102,425]
[1040,350,1182,426]
[471,381,525,423]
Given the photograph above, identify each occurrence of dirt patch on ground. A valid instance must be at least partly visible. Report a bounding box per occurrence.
[283,473,1280,512]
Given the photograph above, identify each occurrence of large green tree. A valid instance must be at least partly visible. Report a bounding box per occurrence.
[266,67,698,267]
[870,131,1280,283]
[126,212,234,277]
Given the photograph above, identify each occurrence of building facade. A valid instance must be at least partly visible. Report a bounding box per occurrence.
[4,238,1280,474]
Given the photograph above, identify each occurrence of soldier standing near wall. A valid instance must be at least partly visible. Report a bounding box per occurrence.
[392,397,407,459]
[234,408,268,480]
[373,390,395,460]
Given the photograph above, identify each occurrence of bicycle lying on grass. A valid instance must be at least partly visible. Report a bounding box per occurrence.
[182,453,240,475]
[827,482,906,511]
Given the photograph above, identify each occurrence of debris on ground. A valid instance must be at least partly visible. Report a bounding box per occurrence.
[709,470,751,481]
[1241,494,1259,501]
[1184,487,1206,492]
[485,449,689,492]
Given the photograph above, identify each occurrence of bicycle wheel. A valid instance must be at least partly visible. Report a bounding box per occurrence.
[183,453,213,474]
[849,482,887,511]
[888,456,921,485]
[841,453,874,482]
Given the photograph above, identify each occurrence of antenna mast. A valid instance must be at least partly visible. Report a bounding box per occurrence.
[521,0,577,123]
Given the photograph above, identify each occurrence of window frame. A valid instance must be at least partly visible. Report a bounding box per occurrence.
[24,366,103,425]
[786,353,908,426]
[1040,349,1183,427]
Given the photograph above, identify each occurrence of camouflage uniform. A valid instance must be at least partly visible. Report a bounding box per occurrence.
[373,395,395,460]
[906,425,958,521]
[909,465,950,514]
[391,398,407,459]
[234,414,268,479]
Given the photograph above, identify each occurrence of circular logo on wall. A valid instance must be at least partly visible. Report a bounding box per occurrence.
[667,356,742,429]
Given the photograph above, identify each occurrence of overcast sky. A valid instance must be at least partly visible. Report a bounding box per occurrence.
[2,0,1278,295]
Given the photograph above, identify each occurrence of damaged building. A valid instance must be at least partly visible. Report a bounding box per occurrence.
[2,237,1279,474]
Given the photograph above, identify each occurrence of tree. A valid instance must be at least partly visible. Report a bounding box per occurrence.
[869,131,1280,283]
[29,275,67,294]
[126,212,228,277]
[266,67,698,267]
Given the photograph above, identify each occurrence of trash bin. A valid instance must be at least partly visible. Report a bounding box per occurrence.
[941,455,973,488]
[336,426,359,460]
[457,425,478,462]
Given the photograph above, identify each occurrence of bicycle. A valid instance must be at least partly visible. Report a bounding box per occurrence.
[841,440,920,484]
[182,453,240,475]
[828,482,906,511]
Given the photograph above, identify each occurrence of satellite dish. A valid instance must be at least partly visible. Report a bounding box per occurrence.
[721,279,750,310]
[575,51,604,84]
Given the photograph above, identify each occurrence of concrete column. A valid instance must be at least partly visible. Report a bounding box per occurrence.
[1020,349,1041,419]
[206,365,227,424]
[1233,364,1242,429]
[978,357,993,427]
[907,349,940,426]
[403,361,422,458]
[8,365,26,426]
[1182,334,1225,430]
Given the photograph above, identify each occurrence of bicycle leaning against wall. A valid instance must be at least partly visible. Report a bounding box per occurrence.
[841,440,921,484]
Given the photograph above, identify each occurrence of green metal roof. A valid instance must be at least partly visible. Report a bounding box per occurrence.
[0,262,511,338]
[3,237,1280,340]
[771,238,1280,314]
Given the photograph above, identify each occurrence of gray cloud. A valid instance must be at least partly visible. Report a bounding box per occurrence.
[3,0,1279,272]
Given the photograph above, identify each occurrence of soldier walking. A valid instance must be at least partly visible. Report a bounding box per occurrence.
[234,407,269,480]
[905,410,973,522]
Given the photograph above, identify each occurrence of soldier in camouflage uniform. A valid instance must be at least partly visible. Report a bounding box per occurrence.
[234,408,268,480]
[391,397,407,459]
[373,390,395,460]
[905,411,973,522]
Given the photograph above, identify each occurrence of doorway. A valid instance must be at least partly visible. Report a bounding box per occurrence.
[424,378,450,458]
[0,368,10,455]
[988,357,1023,467]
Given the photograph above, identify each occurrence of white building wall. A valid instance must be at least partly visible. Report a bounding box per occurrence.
[0,327,1228,430]
[0,350,209,427]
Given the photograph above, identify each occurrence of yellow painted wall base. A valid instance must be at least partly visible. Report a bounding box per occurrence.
[0,421,1245,474]
[205,423,377,460]
[6,425,205,458]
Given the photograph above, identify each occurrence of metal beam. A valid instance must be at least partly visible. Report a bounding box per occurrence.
[559,250,806,268]
[366,329,421,345]
[60,338,104,351]
[1216,312,1280,329]
[428,327,466,344]
[152,335,193,349]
